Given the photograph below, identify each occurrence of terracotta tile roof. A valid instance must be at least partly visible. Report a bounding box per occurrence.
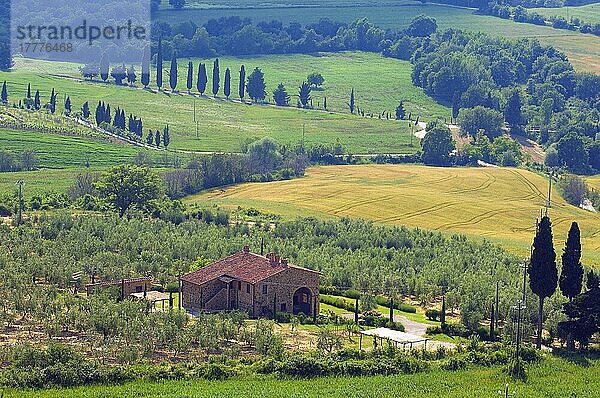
[181,250,319,286]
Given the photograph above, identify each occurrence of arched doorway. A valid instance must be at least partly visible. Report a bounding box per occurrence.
[293,287,312,315]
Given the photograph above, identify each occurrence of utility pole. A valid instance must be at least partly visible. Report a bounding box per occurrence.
[15,179,24,226]
[513,299,526,371]
[178,271,182,311]
[495,281,500,331]
[546,170,553,215]
[521,259,528,304]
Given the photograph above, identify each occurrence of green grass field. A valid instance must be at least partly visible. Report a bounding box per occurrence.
[6,354,600,398]
[0,168,95,195]
[155,3,600,73]
[176,52,449,119]
[2,54,429,154]
[532,3,600,25]
[187,164,600,265]
[0,129,141,169]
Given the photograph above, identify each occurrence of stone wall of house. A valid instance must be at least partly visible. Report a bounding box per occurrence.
[182,265,320,317]
[254,266,320,317]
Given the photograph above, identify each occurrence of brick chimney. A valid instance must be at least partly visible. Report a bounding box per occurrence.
[243,245,250,254]
[281,258,288,267]
[266,252,276,263]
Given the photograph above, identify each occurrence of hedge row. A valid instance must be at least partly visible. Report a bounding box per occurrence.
[319,287,417,313]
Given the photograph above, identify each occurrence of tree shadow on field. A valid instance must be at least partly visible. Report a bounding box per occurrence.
[553,347,600,367]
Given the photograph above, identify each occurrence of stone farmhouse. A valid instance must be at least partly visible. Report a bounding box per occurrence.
[181,246,320,318]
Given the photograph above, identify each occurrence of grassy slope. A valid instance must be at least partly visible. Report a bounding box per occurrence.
[1,54,427,154]
[0,129,141,169]
[155,3,600,73]
[7,355,600,397]
[0,169,94,195]
[187,164,600,265]
[177,52,449,119]
[531,3,600,25]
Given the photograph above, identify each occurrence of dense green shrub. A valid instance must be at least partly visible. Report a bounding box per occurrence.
[277,355,328,378]
[320,295,356,312]
[375,295,417,313]
[426,326,443,335]
[442,323,469,338]
[425,309,441,321]
[275,311,292,323]
[441,357,467,371]
[363,315,387,327]
[386,321,406,332]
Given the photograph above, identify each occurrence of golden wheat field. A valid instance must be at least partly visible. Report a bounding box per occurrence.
[188,165,600,265]
[588,175,600,192]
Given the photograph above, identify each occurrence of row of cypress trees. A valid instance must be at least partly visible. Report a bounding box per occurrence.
[528,216,595,350]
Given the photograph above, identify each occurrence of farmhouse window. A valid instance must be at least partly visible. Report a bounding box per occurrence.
[246,284,250,293]
[135,285,143,293]
[238,281,242,290]
[262,284,268,295]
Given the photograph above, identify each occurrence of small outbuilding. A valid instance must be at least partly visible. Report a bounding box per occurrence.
[85,276,153,297]
[181,245,320,318]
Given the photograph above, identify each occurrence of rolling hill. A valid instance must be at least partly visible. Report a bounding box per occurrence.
[0,54,433,154]
[187,164,600,265]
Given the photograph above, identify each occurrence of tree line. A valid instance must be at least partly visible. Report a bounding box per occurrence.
[93,15,598,173]
[484,2,600,37]
[0,81,173,149]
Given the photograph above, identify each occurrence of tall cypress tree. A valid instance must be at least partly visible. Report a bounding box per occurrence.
[156,39,163,90]
[224,68,231,99]
[197,63,207,95]
[82,101,90,119]
[560,222,583,300]
[349,88,355,114]
[528,215,558,349]
[1,81,7,105]
[33,90,41,110]
[64,96,71,114]
[100,52,110,82]
[239,65,246,101]
[155,130,161,148]
[504,89,523,127]
[452,92,460,121]
[146,131,154,146]
[212,58,220,96]
[169,56,178,92]
[127,65,137,85]
[299,82,311,108]
[560,221,584,350]
[49,88,56,113]
[105,104,111,124]
[186,61,193,92]
[27,82,31,99]
[395,101,406,120]
[95,101,104,125]
[141,46,150,88]
[163,125,170,149]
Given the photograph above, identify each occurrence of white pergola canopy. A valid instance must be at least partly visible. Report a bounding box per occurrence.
[361,327,428,344]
